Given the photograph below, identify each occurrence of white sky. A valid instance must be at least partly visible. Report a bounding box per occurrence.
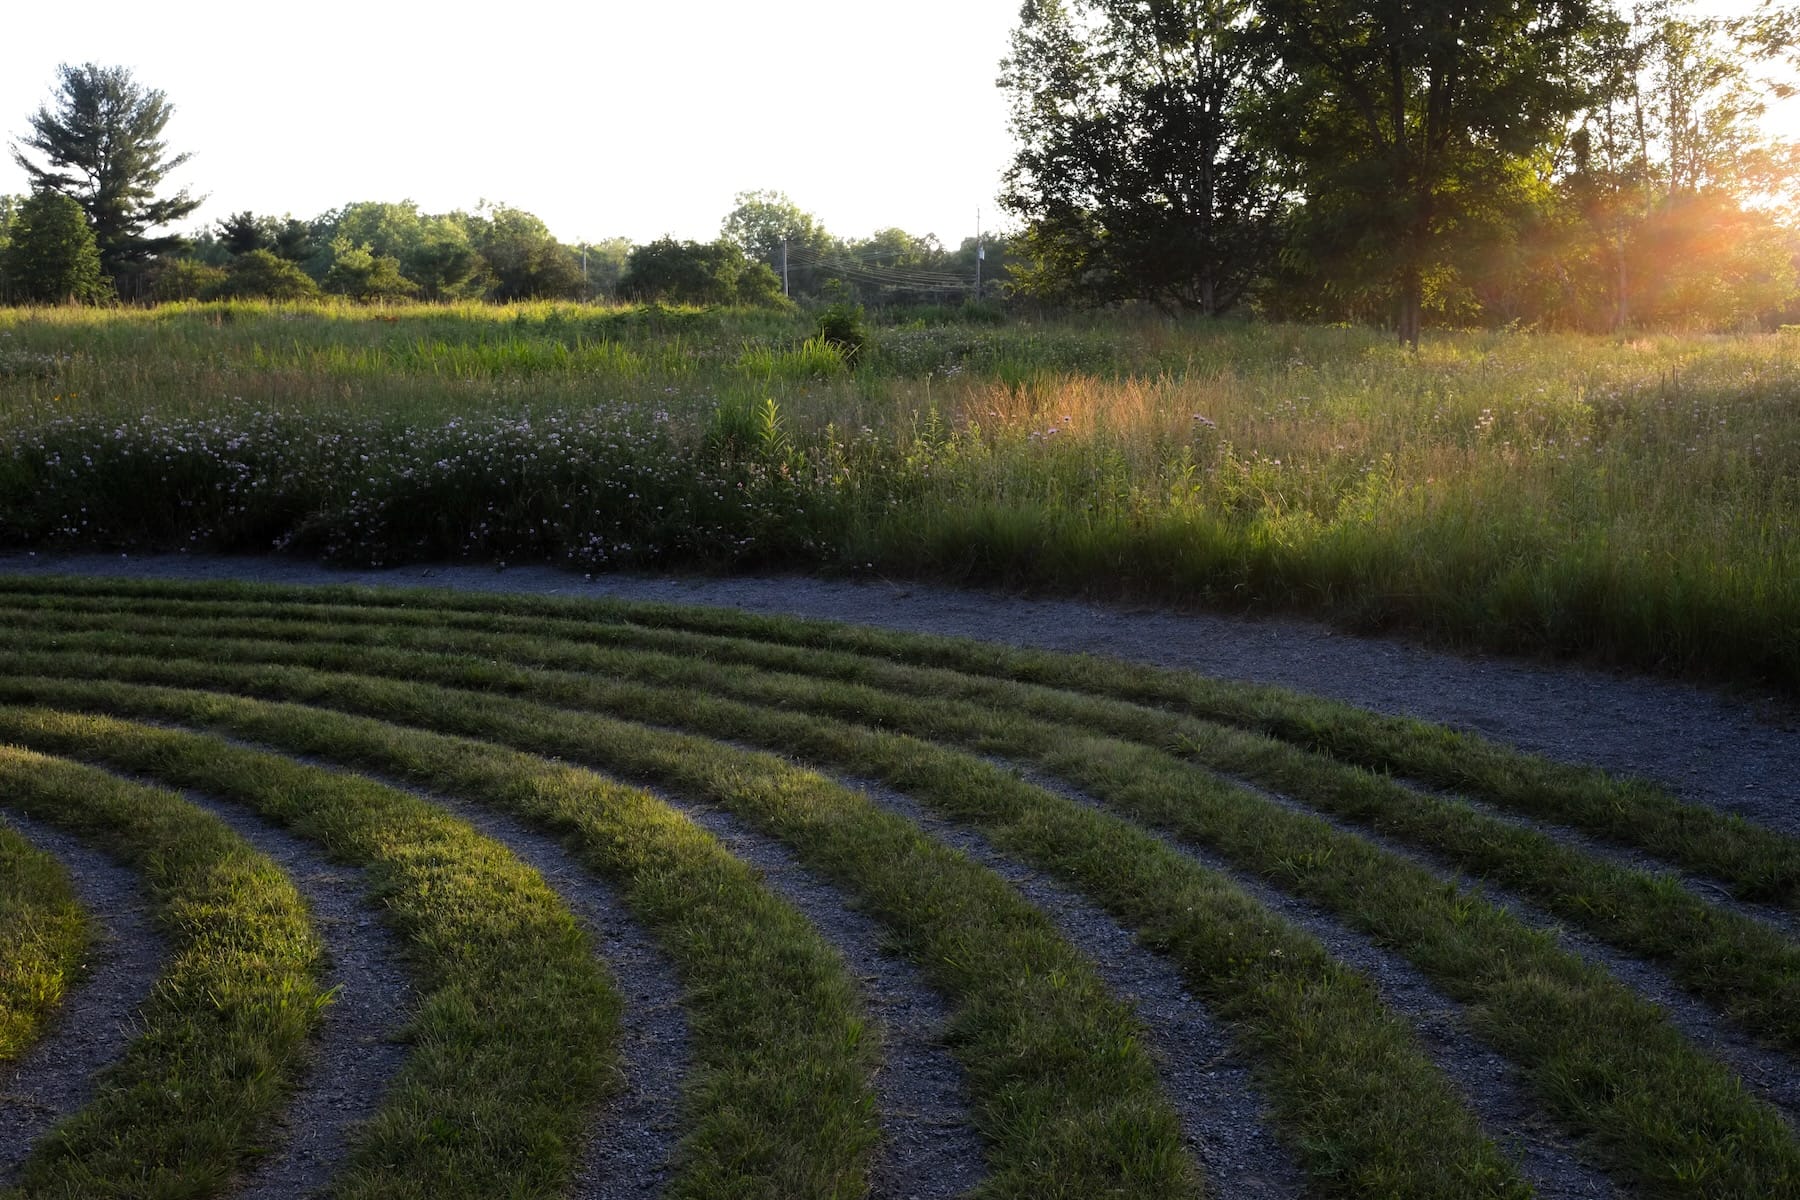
[0,0,1022,246]
[2,1,1792,249]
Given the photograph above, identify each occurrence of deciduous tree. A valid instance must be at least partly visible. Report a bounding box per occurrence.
[1254,0,1618,345]
[1000,0,1283,313]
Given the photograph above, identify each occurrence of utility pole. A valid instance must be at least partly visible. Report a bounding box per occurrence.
[974,208,983,300]
[781,237,789,297]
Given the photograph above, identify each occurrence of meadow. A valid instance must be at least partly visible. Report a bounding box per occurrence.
[0,300,1795,689]
[0,300,1792,690]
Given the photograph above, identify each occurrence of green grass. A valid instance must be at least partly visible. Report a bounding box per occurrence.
[0,578,1796,1197]
[0,745,323,1198]
[0,711,626,1200]
[1,302,1796,688]
[0,818,89,1066]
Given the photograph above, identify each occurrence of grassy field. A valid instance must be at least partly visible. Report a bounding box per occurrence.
[0,575,1796,1198]
[0,301,1795,689]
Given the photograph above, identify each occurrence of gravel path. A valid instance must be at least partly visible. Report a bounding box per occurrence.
[0,811,165,1185]
[2,555,1791,834]
[269,754,695,1200]
[655,791,990,1200]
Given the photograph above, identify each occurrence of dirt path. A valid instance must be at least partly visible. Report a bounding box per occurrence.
[3,554,1793,833]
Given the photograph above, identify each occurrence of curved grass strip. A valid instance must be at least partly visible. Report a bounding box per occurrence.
[0,678,1203,1197]
[4,579,1792,906]
[0,820,89,1066]
[10,612,1797,1054]
[0,746,321,1198]
[0,711,621,1200]
[0,707,901,1200]
[5,642,1796,1196]
[0,672,1536,1197]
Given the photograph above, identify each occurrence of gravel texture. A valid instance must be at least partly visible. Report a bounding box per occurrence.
[278,755,695,1200]
[2,555,1790,834]
[0,811,165,1185]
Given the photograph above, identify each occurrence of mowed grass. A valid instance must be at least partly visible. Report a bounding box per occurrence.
[0,577,1795,1198]
[0,748,324,1197]
[1,301,1797,688]
[0,817,88,1065]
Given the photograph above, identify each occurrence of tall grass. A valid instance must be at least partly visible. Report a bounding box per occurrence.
[1,302,1794,687]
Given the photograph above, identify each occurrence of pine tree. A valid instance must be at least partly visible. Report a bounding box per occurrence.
[11,63,202,286]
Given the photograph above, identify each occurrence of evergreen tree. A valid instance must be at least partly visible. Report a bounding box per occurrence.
[11,63,202,285]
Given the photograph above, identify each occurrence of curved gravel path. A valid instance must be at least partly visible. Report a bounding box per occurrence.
[2,555,1791,835]
[1011,763,1624,1200]
[267,752,695,1200]
[0,811,165,1185]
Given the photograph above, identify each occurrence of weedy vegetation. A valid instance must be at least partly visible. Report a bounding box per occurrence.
[0,301,1796,688]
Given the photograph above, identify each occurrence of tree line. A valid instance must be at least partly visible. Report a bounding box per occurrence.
[1000,0,1800,341]
[0,67,1004,310]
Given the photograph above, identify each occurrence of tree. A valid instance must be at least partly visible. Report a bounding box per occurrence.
[1000,0,1283,314]
[620,238,786,306]
[1255,0,1618,345]
[0,189,108,304]
[721,190,838,297]
[323,237,419,301]
[465,203,583,300]
[217,211,274,257]
[11,63,202,285]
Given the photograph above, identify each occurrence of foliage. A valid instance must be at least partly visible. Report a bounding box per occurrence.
[466,203,583,301]
[1001,0,1283,314]
[323,237,420,302]
[814,302,869,362]
[0,190,108,304]
[1253,0,1618,346]
[213,248,320,300]
[621,237,775,306]
[148,258,228,302]
[10,63,201,285]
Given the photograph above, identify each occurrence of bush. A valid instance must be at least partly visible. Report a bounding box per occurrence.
[215,249,321,301]
[149,259,229,302]
[815,303,868,362]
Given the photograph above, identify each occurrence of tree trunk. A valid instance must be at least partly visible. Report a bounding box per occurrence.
[1399,268,1423,350]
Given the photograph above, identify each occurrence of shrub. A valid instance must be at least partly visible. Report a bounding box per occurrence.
[149,259,229,302]
[815,302,868,362]
[215,249,321,301]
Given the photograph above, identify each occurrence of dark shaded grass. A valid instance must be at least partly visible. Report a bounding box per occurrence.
[0,671,1542,1197]
[4,578,1788,907]
[8,605,1795,1055]
[3,625,1797,1195]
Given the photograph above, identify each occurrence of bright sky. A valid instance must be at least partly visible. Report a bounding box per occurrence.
[3,2,1793,250]
[0,0,1022,247]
